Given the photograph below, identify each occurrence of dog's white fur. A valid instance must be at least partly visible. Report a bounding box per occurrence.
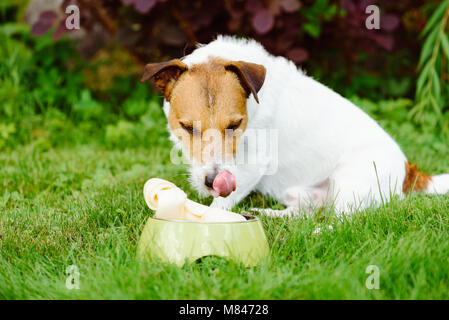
[162,36,449,216]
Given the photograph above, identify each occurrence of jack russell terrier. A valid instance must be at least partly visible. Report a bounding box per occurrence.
[141,36,449,217]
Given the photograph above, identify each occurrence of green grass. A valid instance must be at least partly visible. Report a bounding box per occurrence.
[1,105,449,299]
[1,23,449,300]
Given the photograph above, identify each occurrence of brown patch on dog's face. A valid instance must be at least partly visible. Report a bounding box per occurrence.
[403,161,432,193]
[141,57,266,166]
[168,58,250,164]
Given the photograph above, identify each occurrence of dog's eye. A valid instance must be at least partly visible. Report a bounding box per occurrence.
[226,119,242,132]
[180,122,195,134]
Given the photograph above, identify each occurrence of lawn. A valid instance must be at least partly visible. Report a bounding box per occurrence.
[1,22,449,300]
[1,94,449,299]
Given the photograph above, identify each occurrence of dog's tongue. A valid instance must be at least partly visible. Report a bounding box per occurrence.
[211,170,236,198]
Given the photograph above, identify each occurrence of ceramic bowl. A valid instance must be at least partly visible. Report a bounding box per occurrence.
[137,214,269,267]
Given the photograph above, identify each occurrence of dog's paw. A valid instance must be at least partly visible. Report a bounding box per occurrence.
[246,207,301,218]
[312,225,334,235]
[244,207,268,215]
[210,197,234,210]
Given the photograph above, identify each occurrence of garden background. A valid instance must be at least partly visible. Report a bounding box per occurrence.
[1,0,449,299]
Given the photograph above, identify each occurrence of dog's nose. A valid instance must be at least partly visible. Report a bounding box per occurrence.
[205,172,218,188]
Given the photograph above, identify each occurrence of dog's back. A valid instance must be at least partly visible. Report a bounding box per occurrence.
[143,36,449,215]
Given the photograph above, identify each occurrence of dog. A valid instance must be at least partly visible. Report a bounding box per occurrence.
[141,36,449,217]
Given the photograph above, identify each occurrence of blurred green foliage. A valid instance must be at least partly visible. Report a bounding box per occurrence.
[300,0,341,38]
[0,16,168,151]
[0,0,448,154]
[412,0,449,127]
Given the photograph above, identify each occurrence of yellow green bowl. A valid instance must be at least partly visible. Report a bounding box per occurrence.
[137,214,269,267]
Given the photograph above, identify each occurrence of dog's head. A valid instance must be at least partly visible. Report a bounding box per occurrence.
[141,57,266,198]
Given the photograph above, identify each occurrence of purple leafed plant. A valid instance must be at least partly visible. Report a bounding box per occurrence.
[28,0,426,99]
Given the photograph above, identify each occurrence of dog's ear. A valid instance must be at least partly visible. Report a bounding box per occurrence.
[140,59,188,99]
[225,61,266,103]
